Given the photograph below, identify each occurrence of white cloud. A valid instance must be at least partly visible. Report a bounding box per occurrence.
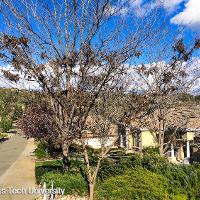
[126,58,200,94]
[0,65,40,90]
[185,58,200,93]
[130,0,143,7]
[1,58,200,94]
[126,0,185,17]
[162,0,185,12]
[127,0,158,17]
[124,0,200,31]
[171,0,200,30]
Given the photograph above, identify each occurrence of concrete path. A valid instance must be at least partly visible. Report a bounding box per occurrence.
[0,135,36,200]
[0,135,27,177]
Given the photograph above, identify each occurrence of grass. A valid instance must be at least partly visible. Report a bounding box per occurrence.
[35,159,88,196]
[35,159,63,184]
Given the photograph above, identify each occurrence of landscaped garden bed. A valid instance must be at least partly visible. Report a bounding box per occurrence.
[35,150,200,200]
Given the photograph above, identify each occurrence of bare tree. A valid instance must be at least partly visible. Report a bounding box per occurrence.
[133,39,200,155]
[0,0,173,199]
[81,89,124,199]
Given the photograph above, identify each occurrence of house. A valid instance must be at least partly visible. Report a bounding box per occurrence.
[82,124,200,164]
[118,125,197,164]
[80,126,117,149]
[118,127,158,150]
[81,105,200,164]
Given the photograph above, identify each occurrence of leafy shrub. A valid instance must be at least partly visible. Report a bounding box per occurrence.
[0,132,8,139]
[35,143,49,159]
[35,151,200,199]
[97,168,170,200]
[35,142,62,159]
[0,117,12,132]
[171,194,187,200]
[98,153,200,199]
[142,153,171,174]
[12,104,23,120]
[40,171,88,196]
[166,165,200,200]
[143,147,160,155]
[98,154,142,181]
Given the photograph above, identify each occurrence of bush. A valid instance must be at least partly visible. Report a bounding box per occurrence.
[97,168,170,200]
[142,153,171,174]
[171,194,187,200]
[143,147,160,155]
[0,117,12,132]
[40,171,88,196]
[98,153,200,199]
[98,154,142,181]
[12,104,23,120]
[0,132,8,139]
[35,143,49,159]
[35,142,62,159]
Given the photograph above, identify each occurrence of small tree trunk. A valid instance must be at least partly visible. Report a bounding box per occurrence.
[159,137,164,155]
[89,182,95,200]
[158,106,164,156]
[158,126,164,156]
[62,141,69,171]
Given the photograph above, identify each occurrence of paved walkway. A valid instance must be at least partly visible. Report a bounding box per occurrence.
[0,135,27,177]
[0,135,36,200]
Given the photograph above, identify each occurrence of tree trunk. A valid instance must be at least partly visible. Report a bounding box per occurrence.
[62,141,69,171]
[158,106,164,156]
[159,136,164,155]
[89,182,95,200]
[158,124,164,156]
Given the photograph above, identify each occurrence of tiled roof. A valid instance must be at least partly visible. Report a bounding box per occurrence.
[130,105,200,130]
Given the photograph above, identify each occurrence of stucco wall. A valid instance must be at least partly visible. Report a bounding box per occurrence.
[182,132,195,141]
[141,130,158,148]
[85,137,116,149]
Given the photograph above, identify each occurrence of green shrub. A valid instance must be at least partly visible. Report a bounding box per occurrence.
[35,143,49,159]
[12,104,23,120]
[0,117,12,133]
[171,194,187,200]
[98,153,200,199]
[40,171,88,196]
[143,147,160,155]
[142,153,170,173]
[98,154,142,181]
[97,168,170,200]
[35,150,200,199]
[0,132,8,139]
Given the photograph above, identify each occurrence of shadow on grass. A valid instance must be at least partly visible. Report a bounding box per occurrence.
[35,160,63,184]
[0,137,9,143]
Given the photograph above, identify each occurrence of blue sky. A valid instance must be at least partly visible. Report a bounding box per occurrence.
[125,0,200,31]
[0,0,199,58]
[126,0,200,38]
[116,0,200,65]
[0,0,200,91]
[119,0,200,44]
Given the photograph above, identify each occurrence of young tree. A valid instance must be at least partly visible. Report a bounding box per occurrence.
[82,89,125,199]
[134,39,200,155]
